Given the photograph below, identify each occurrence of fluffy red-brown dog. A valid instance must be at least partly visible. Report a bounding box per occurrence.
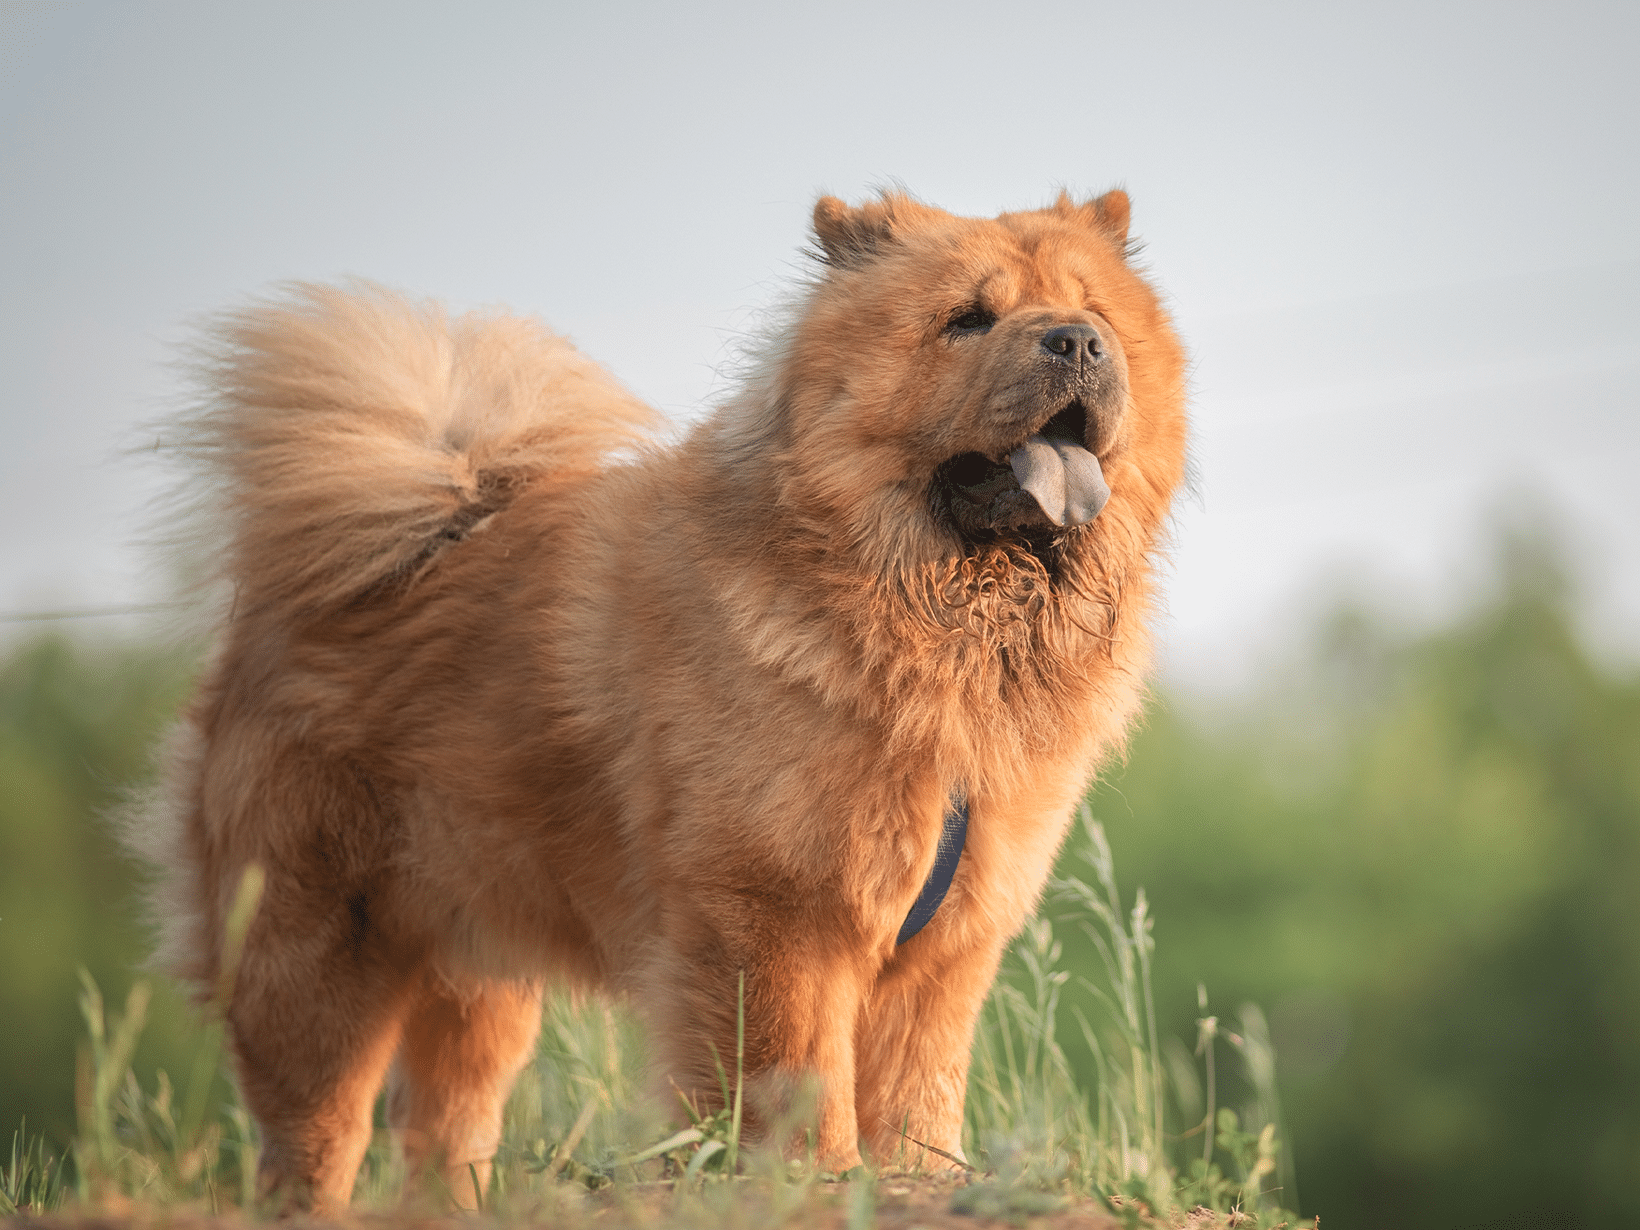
[126,190,1188,1208]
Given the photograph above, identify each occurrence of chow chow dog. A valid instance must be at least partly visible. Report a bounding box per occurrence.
[127,189,1188,1208]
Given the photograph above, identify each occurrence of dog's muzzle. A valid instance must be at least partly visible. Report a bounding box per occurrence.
[933,318,1125,542]
[934,401,1113,541]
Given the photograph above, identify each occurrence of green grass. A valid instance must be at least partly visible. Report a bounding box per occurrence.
[1,1125,66,1216]
[7,811,1313,1227]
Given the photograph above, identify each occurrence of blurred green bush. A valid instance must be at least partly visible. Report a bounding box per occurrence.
[2,524,1634,1227]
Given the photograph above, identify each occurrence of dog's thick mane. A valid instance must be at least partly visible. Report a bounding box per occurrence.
[683,476,1152,796]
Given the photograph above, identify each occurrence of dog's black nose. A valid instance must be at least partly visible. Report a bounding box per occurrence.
[1041,324,1102,363]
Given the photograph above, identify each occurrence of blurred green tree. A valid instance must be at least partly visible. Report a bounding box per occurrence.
[0,633,202,1143]
[1082,526,1640,1228]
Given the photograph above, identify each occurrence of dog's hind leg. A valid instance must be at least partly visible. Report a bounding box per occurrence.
[386,975,544,1208]
[225,879,418,1212]
[193,734,420,1212]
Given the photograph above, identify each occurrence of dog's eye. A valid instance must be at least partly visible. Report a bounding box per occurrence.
[944,305,996,337]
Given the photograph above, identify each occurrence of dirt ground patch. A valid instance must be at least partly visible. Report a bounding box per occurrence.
[10,1174,1136,1229]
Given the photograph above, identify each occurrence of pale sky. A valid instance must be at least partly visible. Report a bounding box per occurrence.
[4,0,1637,689]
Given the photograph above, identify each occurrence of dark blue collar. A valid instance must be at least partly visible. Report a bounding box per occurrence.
[896,793,969,945]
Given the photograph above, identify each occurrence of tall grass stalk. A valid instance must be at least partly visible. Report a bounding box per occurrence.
[64,862,265,1210]
[966,808,1309,1226]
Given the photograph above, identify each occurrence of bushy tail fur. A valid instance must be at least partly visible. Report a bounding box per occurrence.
[172,282,658,621]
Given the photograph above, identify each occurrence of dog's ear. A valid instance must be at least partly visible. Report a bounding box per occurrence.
[813,195,903,268]
[1090,189,1131,244]
[1054,188,1132,247]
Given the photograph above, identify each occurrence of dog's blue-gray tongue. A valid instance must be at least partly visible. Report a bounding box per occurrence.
[1008,434,1110,527]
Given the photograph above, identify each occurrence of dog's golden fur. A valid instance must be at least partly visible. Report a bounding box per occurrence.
[127,190,1188,1208]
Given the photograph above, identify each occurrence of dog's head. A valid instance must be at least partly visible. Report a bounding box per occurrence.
[758,190,1187,582]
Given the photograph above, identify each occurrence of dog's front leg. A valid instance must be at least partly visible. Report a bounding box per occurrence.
[644,897,874,1173]
[852,924,1009,1171]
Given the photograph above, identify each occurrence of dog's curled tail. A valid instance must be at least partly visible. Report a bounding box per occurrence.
[172,282,658,620]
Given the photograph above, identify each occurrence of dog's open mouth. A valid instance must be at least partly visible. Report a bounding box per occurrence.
[931,401,1110,556]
